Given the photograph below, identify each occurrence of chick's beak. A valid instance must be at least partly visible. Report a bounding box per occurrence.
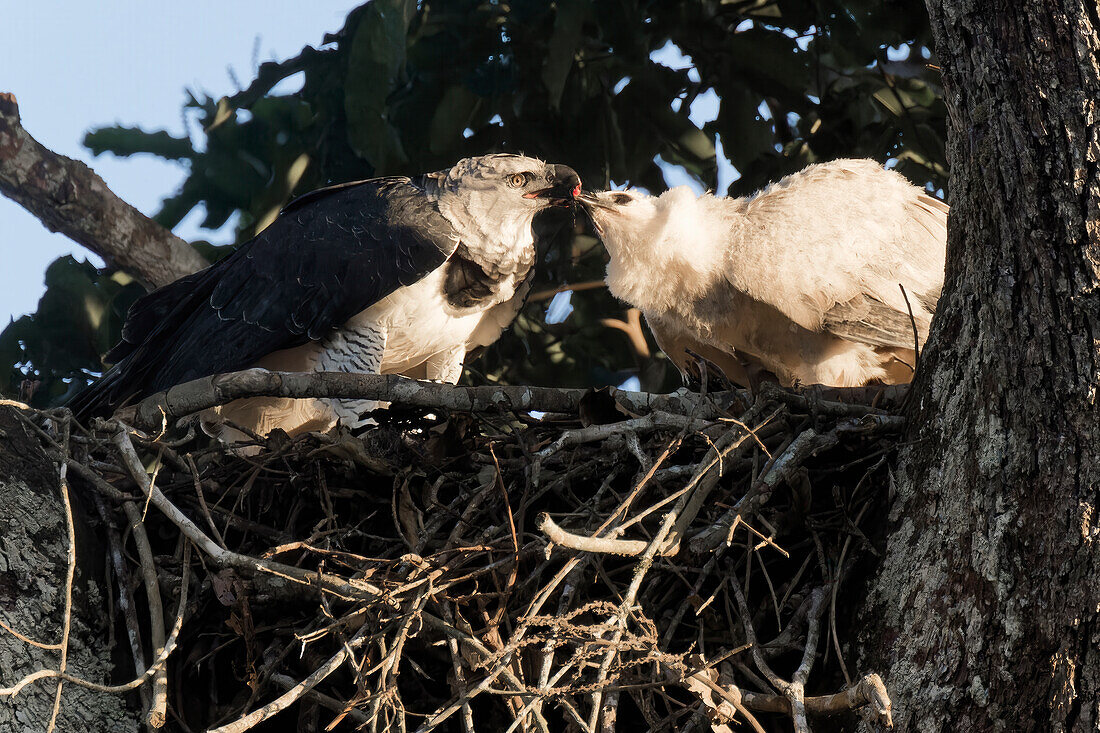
[524,164,582,206]
[576,192,619,230]
[576,192,609,209]
[575,192,611,234]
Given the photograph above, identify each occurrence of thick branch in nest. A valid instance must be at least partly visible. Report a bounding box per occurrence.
[129,369,747,430]
[0,92,207,286]
[740,673,893,724]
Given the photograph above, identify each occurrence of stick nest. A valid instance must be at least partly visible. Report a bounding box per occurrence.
[7,378,902,732]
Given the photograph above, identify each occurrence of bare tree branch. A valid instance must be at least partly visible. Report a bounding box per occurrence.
[0,92,207,287]
[739,673,892,723]
[128,368,748,430]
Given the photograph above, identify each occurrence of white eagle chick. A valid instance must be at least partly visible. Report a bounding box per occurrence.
[580,159,948,388]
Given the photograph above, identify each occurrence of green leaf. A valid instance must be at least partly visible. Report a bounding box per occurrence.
[873,86,914,117]
[154,178,204,231]
[543,0,586,109]
[724,28,810,111]
[84,127,194,160]
[343,0,418,172]
[676,127,716,161]
[429,85,479,154]
[713,84,774,170]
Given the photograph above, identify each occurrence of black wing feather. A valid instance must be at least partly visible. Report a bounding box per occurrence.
[70,177,458,419]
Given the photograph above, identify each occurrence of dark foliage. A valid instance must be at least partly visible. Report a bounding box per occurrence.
[2,0,945,404]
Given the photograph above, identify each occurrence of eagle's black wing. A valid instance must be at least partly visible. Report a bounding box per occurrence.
[70,176,458,419]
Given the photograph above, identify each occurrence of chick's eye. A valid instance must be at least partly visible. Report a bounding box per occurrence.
[611,193,632,205]
[508,172,529,188]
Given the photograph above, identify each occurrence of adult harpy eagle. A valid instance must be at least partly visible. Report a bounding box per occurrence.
[579,159,947,388]
[71,154,580,435]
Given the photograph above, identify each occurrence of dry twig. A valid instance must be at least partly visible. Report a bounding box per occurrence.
[0,372,899,731]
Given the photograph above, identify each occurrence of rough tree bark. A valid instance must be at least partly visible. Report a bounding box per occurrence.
[0,93,207,287]
[858,2,1100,730]
[0,407,139,731]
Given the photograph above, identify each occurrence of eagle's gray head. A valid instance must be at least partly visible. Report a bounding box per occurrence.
[434,154,581,268]
[438,154,579,223]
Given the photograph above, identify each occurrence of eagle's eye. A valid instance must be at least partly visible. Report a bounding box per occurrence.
[610,193,633,205]
[508,173,529,188]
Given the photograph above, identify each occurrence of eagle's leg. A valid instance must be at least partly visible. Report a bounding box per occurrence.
[424,345,466,384]
[318,324,388,429]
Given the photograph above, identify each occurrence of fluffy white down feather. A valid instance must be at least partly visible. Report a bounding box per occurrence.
[585,159,948,387]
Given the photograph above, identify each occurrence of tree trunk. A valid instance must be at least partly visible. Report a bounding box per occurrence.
[857,1,1100,730]
[0,406,139,731]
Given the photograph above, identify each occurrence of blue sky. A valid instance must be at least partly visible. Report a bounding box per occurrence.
[2,6,732,326]
[2,2,359,324]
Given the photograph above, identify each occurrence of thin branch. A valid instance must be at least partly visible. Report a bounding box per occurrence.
[538,514,652,556]
[679,666,766,733]
[600,308,651,358]
[758,381,906,417]
[0,619,61,651]
[529,280,607,301]
[93,493,154,714]
[536,413,707,460]
[186,454,227,549]
[46,420,74,733]
[208,625,371,733]
[690,429,840,553]
[739,673,892,724]
[269,673,371,726]
[120,500,167,727]
[789,589,829,731]
[0,542,190,698]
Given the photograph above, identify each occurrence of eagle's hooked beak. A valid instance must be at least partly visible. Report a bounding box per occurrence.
[524,164,582,206]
